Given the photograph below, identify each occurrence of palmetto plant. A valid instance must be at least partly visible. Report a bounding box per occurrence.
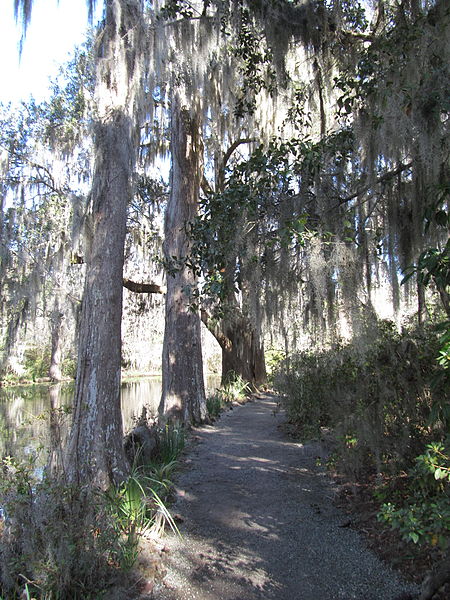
[219,372,251,403]
[104,464,180,570]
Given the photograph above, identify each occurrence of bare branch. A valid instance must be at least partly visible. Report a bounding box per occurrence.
[217,138,256,191]
[123,278,165,294]
[336,162,413,208]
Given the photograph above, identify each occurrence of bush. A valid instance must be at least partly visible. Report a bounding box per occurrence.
[274,321,447,479]
[0,442,180,599]
[378,442,450,549]
[0,455,125,599]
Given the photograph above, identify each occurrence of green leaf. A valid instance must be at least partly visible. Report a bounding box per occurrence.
[409,532,419,544]
[434,468,445,480]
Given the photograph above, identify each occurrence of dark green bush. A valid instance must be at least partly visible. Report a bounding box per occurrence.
[378,442,450,549]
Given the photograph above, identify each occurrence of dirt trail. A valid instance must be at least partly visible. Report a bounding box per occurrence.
[153,394,417,600]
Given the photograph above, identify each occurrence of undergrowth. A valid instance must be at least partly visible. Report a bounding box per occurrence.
[274,319,449,554]
[0,423,184,599]
[206,372,250,419]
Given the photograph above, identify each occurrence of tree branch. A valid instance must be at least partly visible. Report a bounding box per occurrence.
[200,309,231,351]
[336,162,413,207]
[123,278,165,294]
[217,138,256,191]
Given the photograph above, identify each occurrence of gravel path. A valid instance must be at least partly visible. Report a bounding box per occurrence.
[153,394,418,600]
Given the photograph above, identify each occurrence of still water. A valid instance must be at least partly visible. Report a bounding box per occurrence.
[0,376,220,467]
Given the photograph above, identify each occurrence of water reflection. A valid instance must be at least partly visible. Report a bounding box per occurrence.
[0,376,220,467]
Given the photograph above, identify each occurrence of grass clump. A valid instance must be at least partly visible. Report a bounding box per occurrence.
[206,372,250,419]
[153,424,185,465]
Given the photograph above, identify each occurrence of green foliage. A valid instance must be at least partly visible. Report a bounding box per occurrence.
[334,1,450,124]
[232,8,276,117]
[152,424,185,465]
[206,372,250,419]
[275,316,450,547]
[61,355,77,379]
[158,0,194,20]
[23,347,51,381]
[219,372,251,403]
[104,464,179,571]
[410,242,450,290]
[0,455,124,599]
[436,322,450,369]
[206,394,223,419]
[265,348,286,380]
[378,443,450,549]
[189,129,353,311]
[402,183,449,304]
[401,182,450,423]
[43,42,94,149]
[0,438,181,598]
[274,321,447,477]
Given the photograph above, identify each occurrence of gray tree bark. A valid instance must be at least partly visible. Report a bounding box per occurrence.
[49,300,64,381]
[65,0,144,489]
[159,93,207,426]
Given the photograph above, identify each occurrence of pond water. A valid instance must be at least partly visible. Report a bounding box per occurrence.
[0,376,220,468]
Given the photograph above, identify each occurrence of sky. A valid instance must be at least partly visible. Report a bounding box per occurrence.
[0,0,102,105]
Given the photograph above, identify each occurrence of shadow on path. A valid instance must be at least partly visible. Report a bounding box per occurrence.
[154,395,417,600]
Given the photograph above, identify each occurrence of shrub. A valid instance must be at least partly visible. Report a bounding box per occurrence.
[378,442,450,549]
[274,321,447,479]
[0,444,180,598]
[0,455,124,599]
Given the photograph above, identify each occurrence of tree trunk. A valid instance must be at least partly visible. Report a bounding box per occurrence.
[49,301,64,381]
[206,140,267,389]
[159,93,207,426]
[201,308,267,388]
[221,314,266,387]
[65,0,144,489]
